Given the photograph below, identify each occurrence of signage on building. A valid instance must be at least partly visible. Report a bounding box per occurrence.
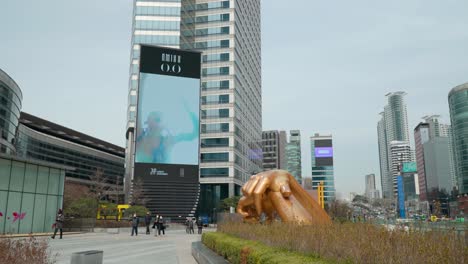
[314,139,333,166]
[134,45,201,182]
[402,162,417,173]
[315,147,333,158]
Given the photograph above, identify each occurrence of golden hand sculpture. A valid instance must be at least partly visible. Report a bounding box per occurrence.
[237,170,331,225]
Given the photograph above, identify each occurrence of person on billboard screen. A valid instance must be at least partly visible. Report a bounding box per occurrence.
[136,102,198,163]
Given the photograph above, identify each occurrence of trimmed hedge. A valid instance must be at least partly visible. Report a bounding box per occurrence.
[202,232,332,264]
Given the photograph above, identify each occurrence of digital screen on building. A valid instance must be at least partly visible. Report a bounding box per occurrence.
[402,162,417,173]
[134,45,201,181]
[314,139,333,166]
[315,147,333,158]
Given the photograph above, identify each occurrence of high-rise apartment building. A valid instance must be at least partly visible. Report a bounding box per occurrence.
[377,92,411,199]
[262,130,287,171]
[389,141,414,197]
[449,83,468,194]
[311,134,335,203]
[286,130,302,182]
[124,0,262,216]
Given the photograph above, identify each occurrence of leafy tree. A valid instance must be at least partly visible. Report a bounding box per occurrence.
[220,196,241,212]
[64,197,98,218]
[352,195,369,204]
[99,202,118,220]
[124,206,149,219]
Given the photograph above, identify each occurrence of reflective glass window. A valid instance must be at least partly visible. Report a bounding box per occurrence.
[201,152,229,162]
[201,168,229,177]
[201,138,229,148]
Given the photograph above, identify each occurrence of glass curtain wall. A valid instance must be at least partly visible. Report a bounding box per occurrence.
[0,157,65,234]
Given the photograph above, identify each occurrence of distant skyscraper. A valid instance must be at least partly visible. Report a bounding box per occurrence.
[311,133,335,203]
[365,174,380,199]
[365,174,376,194]
[286,130,302,182]
[449,82,468,194]
[377,92,411,199]
[262,130,287,171]
[414,123,430,201]
[124,0,263,215]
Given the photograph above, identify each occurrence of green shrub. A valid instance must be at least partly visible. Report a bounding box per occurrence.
[64,197,98,218]
[202,232,331,264]
[99,202,118,220]
[124,205,148,218]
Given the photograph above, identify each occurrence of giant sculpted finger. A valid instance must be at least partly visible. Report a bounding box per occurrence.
[237,170,331,225]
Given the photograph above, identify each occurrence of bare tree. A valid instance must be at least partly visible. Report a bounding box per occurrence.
[131,177,148,206]
[88,168,114,203]
[63,180,90,210]
[114,175,122,204]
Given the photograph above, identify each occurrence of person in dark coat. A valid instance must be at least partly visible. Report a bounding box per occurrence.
[158,216,165,235]
[144,212,152,235]
[131,213,139,236]
[197,217,203,234]
[51,209,64,239]
[153,214,160,236]
[189,217,195,234]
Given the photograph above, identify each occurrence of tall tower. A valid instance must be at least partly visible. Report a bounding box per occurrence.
[311,133,335,203]
[125,0,263,216]
[286,130,302,182]
[377,92,411,199]
[365,174,376,197]
[415,115,457,201]
[262,130,287,171]
[414,123,430,201]
[449,83,468,194]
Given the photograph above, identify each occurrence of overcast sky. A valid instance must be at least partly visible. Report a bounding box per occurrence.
[1,0,467,198]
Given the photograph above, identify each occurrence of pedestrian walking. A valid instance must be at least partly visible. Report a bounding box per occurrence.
[158,216,165,235]
[197,217,203,234]
[189,217,195,234]
[145,212,151,235]
[51,209,64,239]
[185,218,190,234]
[130,213,139,236]
[153,215,159,236]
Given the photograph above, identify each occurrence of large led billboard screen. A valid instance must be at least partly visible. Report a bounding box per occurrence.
[134,45,201,182]
[315,147,333,158]
[314,139,333,166]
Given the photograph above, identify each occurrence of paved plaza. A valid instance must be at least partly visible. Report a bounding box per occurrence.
[48,228,206,264]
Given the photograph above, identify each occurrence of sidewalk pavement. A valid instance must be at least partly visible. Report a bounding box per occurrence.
[48,227,210,264]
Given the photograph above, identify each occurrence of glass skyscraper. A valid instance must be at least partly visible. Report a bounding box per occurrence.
[125,0,262,216]
[0,69,22,155]
[286,130,302,183]
[310,133,335,203]
[449,82,468,194]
